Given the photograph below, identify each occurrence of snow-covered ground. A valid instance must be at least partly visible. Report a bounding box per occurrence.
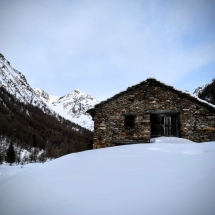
[1,137,215,215]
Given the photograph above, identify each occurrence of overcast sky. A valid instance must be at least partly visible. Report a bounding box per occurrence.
[0,0,214,101]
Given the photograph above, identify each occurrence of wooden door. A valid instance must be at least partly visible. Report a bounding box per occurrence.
[150,114,178,138]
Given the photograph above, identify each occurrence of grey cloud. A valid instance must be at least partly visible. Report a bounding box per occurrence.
[0,0,214,99]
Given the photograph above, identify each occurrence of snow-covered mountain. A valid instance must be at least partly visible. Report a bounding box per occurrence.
[193,85,207,96]
[193,79,215,105]
[34,88,60,104]
[193,79,214,96]
[0,53,98,130]
[0,53,54,114]
[34,88,98,131]
[193,85,206,96]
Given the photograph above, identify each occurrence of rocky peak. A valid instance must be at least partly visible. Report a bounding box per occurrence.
[0,54,54,114]
[194,79,215,105]
[34,88,99,130]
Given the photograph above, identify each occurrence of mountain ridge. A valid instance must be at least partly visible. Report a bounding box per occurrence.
[34,88,99,130]
[0,53,98,130]
[194,79,215,105]
[0,53,54,115]
[0,53,93,161]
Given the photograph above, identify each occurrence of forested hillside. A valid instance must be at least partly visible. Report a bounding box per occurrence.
[0,86,93,162]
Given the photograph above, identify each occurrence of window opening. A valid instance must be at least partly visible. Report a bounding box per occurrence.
[125,116,135,127]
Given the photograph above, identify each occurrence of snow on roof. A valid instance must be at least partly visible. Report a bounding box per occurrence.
[183,90,215,108]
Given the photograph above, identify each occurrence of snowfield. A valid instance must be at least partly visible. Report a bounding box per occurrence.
[1,137,215,215]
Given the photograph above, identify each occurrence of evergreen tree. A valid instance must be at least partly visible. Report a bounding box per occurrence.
[6,142,16,165]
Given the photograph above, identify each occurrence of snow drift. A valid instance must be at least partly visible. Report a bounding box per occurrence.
[0,137,215,215]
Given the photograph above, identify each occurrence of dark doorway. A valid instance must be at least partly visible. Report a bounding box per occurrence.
[150,113,179,138]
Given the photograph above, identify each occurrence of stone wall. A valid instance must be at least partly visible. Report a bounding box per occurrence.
[93,81,215,148]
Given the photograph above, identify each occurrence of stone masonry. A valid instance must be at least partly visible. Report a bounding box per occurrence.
[88,78,215,148]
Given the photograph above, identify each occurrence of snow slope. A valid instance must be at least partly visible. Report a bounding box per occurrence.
[0,53,97,130]
[193,79,214,97]
[1,138,215,215]
[194,84,207,96]
[34,88,99,130]
[34,88,60,104]
[0,53,54,114]
[193,79,215,105]
[193,80,214,97]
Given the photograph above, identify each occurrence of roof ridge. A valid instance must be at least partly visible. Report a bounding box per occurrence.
[93,78,215,111]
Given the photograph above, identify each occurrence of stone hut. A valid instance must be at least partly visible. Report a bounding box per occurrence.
[88,78,215,149]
